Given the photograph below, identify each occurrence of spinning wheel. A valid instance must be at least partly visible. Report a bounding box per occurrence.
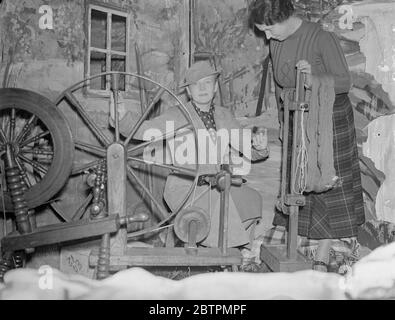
[0,88,74,212]
[53,72,200,237]
[0,72,243,280]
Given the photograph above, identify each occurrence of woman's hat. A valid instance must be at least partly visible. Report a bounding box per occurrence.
[180,61,220,88]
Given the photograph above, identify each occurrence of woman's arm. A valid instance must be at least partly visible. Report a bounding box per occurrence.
[223,110,269,162]
[317,31,351,94]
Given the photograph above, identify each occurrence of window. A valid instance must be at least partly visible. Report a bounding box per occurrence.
[87,4,129,92]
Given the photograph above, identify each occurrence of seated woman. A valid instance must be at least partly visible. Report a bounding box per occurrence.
[110,61,269,248]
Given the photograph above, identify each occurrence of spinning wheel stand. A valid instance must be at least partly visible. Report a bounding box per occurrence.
[260,71,313,272]
[89,163,243,274]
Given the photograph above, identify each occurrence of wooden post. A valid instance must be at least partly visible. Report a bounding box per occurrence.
[287,70,305,260]
[107,143,127,255]
[218,171,230,255]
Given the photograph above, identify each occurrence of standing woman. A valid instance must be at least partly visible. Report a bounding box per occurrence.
[248,0,365,271]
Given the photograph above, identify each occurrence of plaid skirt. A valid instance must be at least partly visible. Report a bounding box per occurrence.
[273,94,365,239]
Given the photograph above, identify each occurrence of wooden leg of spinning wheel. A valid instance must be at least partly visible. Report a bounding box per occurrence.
[287,206,299,260]
[165,227,176,248]
[97,233,110,280]
[0,251,14,282]
[218,172,231,255]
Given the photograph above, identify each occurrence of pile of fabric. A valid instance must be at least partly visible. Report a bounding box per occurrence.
[1,241,395,299]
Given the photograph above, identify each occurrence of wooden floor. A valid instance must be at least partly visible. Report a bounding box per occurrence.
[237,109,282,239]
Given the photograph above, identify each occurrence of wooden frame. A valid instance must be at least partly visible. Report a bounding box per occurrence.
[85,1,130,96]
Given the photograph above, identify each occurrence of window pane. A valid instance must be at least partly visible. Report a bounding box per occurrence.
[90,51,107,90]
[111,55,126,91]
[91,9,107,49]
[111,14,126,52]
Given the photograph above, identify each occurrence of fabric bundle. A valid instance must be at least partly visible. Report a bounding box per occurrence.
[303,74,339,193]
[280,74,339,195]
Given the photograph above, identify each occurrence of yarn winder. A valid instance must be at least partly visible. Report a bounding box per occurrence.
[0,71,242,280]
[260,70,312,272]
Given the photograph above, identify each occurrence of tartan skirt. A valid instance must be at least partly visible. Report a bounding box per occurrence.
[273,93,365,239]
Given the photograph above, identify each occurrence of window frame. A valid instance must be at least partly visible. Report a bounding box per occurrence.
[86,2,130,96]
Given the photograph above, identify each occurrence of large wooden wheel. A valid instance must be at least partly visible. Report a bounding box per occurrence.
[0,88,74,211]
[54,71,200,241]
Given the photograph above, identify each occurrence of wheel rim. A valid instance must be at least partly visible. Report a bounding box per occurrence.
[54,72,201,239]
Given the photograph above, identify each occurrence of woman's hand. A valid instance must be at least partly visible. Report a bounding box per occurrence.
[252,129,268,151]
[296,60,312,89]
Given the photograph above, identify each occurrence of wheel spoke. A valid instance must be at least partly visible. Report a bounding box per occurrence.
[0,126,7,144]
[1,114,8,139]
[124,87,166,146]
[75,140,106,157]
[128,157,197,177]
[35,158,53,165]
[15,157,32,188]
[20,131,50,147]
[14,115,36,144]
[126,164,169,220]
[10,108,16,142]
[64,91,111,147]
[20,147,54,156]
[72,159,103,175]
[127,123,193,156]
[18,154,48,175]
[71,193,93,221]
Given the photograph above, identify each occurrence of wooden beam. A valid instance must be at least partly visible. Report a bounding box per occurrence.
[1,216,120,252]
[89,247,242,270]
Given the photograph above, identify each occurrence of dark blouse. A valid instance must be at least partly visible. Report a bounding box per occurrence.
[270,20,351,94]
[191,101,217,131]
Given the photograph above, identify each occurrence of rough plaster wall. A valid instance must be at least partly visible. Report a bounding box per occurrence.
[363,114,395,224]
[352,1,395,106]
[195,0,270,117]
[351,1,395,225]
[0,0,189,99]
[0,0,85,99]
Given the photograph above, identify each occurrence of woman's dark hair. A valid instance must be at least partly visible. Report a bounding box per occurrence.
[248,0,295,28]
